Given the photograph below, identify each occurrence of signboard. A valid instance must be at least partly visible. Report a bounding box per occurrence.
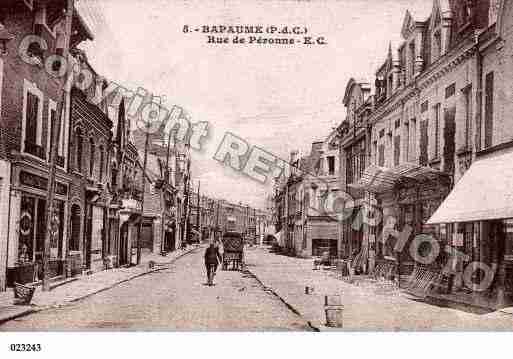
[452,233,464,247]
[20,171,68,195]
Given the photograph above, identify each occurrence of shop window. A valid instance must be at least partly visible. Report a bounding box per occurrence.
[503,220,513,258]
[70,204,81,252]
[18,195,64,264]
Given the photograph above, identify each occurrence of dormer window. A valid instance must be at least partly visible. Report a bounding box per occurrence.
[409,42,415,79]
[459,1,472,29]
[433,30,442,62]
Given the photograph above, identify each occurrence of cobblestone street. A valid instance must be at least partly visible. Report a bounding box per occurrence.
[0,248,310,331]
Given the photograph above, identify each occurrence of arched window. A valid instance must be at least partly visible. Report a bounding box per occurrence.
[70,204,81,251]
[89,138,95,178]
[75,128,83,173]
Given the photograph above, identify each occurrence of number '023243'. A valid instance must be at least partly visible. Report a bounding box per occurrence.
[10,344,42,352]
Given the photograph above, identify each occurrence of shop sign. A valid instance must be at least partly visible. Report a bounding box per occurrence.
[452,233,464,247]
[20,171,68,195]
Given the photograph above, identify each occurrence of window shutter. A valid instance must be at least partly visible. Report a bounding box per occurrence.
[420,120,428,166]
[485,72,494,148]
[26,92,39,145]
[394,135,401,166]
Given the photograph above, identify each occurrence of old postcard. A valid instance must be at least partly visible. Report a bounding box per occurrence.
[0,1,513,351]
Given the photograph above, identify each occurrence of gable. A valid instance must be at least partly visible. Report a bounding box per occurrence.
[401,10,416,39]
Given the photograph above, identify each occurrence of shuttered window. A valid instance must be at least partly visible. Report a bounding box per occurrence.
[394,135,401,166]
[420,120,428,166]
[25,92,39,145]
[443,107,456,174]
[485,71,494,148]
[378,144,385,167]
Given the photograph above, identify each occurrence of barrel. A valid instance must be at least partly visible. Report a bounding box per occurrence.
[324,295,343,328]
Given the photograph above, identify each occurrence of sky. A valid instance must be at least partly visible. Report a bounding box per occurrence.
[76,0,433,209]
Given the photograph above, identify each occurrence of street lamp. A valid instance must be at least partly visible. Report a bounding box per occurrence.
[0,24,14,56]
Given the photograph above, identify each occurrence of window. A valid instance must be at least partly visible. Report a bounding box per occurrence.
[378,144,385,167]
[484,72,494,148]
[410,119,417,162]
[75,129,83,173]
[47,101,66,167]
[99,146,105,182]
[22,80,44,159]
[433,31,442,61]
[433,104,441,158]
[26,93,39,145]
[420,120,429,166]
[70,204,81,252]
[462,85,472,149]
[89,138,95,178]
[421,101,429,113]
[18,195,64,263]
[409,42,415,78]
[327,156,335,176]
[346,140,365,184]
[445,83,456,99]
[394,135,401,166]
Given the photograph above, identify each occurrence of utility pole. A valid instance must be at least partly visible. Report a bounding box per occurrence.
[42,0,74,291]
[136,129,150,265]
[196,181,201,241]
[160,130,175,254]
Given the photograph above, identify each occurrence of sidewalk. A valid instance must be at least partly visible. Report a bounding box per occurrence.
[245,247,513,331]
[0,246,199,324]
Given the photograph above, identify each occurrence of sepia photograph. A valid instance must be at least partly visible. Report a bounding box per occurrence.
[0,0,513,354]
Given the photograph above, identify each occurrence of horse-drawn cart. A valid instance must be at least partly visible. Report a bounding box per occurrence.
[222,232,244,271]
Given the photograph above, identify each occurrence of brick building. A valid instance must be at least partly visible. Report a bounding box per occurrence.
[0,0,92,289]
[342,0,513,307]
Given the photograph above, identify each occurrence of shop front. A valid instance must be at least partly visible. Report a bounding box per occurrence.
[428,147,513,308]
[352,164,450,283]
[7,169,69,286]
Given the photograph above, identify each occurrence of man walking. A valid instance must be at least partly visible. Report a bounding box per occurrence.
[204,242,222,285]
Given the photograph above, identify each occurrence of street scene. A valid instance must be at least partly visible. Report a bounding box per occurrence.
[1,0,513,335]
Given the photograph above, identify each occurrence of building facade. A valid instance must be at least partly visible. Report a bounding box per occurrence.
[342,0,513,307]
[0,0,92,288]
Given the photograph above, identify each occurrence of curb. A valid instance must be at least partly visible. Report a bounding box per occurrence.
[0,247,198,324]
[244,267,321,332]
[0,307,38,325]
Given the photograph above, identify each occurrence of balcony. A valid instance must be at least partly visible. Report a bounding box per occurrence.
[24,141,46,160]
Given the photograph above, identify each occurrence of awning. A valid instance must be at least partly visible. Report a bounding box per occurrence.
[349,163,448,193]
[427,148,513,224]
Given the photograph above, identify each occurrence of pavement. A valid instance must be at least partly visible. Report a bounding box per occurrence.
[244,246,513,331]
[0,245,198,325]
[1,245,310,330]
